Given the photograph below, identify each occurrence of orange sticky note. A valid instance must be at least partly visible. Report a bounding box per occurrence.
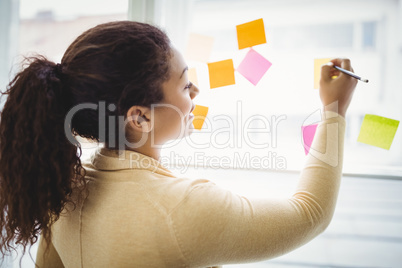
[314,58,331,89]
[192,105,209,130]
[188,68,199,87]
[185,33,214,62]
[236,18,267,50]
[207,59,235,89]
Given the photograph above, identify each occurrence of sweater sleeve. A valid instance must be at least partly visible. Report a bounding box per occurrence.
[168,111,346,267]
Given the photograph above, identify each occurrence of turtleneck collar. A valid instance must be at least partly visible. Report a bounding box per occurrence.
[89,147,175,177]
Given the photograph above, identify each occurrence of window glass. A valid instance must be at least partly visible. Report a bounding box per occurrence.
[363,21,376,49]
[160,0,402,176]
[19,0,128,62]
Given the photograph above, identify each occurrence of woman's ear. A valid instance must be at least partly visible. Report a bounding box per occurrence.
[126,106,153,133]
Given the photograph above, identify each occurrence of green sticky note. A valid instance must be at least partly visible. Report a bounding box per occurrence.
[357,114,399,150]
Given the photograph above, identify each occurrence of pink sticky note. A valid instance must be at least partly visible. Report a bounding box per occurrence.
[236,48,272,85]
[302,124,318,155]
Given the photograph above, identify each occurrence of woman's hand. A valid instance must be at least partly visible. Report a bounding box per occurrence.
[319,58,358,117]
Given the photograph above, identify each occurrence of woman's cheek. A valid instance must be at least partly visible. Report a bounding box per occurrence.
[166,108,186,138]
[181,97,193,117]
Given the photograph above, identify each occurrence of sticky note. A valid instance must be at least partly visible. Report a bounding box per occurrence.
[302,124,318,155]
[207,59,235,89]
[357,114,399,150]
[236,18,267,50]
[188,68,199,87]
[237,48,272,85]
[314,58,331,89]
[185,33,214,62]
[192,105,209,130]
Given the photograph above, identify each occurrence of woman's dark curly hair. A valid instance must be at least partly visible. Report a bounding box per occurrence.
[0,20,171,259]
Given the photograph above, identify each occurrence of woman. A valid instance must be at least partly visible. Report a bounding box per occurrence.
[0,21,357,267]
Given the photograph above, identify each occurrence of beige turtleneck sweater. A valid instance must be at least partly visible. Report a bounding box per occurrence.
[36,111,345,268]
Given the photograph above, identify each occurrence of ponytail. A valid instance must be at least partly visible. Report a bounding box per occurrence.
[0,20,173,257]
[0,56,86,255]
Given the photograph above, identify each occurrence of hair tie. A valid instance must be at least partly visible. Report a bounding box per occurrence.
[54,63,63,78]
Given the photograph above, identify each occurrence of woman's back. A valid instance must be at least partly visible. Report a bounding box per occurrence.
[38,117,346,267]
[40,148,196,267]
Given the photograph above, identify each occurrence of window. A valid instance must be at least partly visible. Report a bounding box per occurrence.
[160,0,402,177]
[362,21,376,49]
[19,0,128,63]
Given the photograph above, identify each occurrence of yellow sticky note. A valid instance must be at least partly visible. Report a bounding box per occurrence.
[192,105,209,130]
[236,18,267,50]
[188,68,199,87]
[357,114,399,150]
[207,59,235,89]
[314,58,331,89]
[185,33,214,62]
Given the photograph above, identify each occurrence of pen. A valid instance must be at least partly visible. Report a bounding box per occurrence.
[333,65,369,83]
